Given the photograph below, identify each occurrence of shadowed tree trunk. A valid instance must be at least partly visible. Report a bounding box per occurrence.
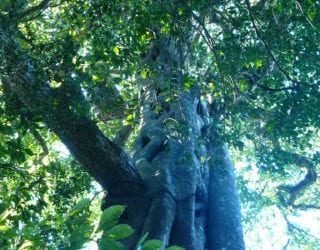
[1,21,244,250]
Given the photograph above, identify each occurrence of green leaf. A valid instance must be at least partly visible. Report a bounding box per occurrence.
[0,209,14,223]
[208,82,215,89]
[107,224,134,240]
[98,237,123,250]
[113,46,120,55]
[92,75,101,81]
[69,230,88,249]
[18,240,33,250]
[238,79,248,92]
[254,60,263,68]
[142,239,163,250]
[153,104,162,114]
[98,205,126,231]
[183,82,191,90]
[68,198,91,217]
[0,225,10,232]
[141,69,148,79]
[166,246,185,250]
[126,114,134,124]
[183,75,196,90]
[24,148,34,156]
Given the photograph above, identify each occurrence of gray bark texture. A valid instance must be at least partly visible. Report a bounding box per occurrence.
[1,24,245,249]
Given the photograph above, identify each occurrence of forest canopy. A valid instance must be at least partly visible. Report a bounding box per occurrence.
[0,0,320,249]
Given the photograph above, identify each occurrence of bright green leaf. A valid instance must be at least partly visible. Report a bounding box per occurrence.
[126,114,134,124]
[68,198,91,217]
[0,209,14,223]
[238,80,249,92]
[142,239,163,250]
[113,46,120,55]
[98,205,126,231]
[0,225,10,232]
[107,224,134,240]
[141,69,148,79]
[254,60,263,68]
[208,82,215,89]
[98,237,123,250]
[166,246,185,250]
[18,240,33,250]
[92,75,100,81]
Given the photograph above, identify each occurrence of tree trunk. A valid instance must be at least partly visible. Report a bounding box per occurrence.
[208,144,245,249]
[103,37,245,249]
[1,24,244,249]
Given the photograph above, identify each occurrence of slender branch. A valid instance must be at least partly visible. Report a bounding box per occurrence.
[113,125,133,148]
[191,13,214,50]
[256,82,297,92]
[30,125,49,163]
[18,0,51,19]
[230,74,268,112]
[0,25,146,196]
[295,0,320,36]
[242,70,298,92]
[284,214,320,241]
[283,239,290,249]
[190,16,223,80]
[180,0,224,80]
[244,0,309,88]
[292,203,320,210]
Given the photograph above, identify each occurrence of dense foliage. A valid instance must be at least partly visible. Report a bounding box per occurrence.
[1,0,320,249]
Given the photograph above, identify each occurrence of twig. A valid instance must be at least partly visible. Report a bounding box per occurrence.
[292,203,320,210]
[180,0,224,80]
[295,0,320,36]
[256,82,297,92]
[283,214,320,241]
[283,239,290,249]
[244,0,309,88]
[30,125,49,163]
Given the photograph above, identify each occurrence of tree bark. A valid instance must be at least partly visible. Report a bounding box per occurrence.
[208,144,245,249]
[103,36,245,249]
[1,24,244,249]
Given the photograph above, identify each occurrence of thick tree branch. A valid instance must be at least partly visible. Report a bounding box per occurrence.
[113,125,134,148]
[0,25,145,196]
[277,168,317,206]
[277,154,317,208]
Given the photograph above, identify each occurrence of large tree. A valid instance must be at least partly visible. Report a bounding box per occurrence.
[1,0,319,249]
